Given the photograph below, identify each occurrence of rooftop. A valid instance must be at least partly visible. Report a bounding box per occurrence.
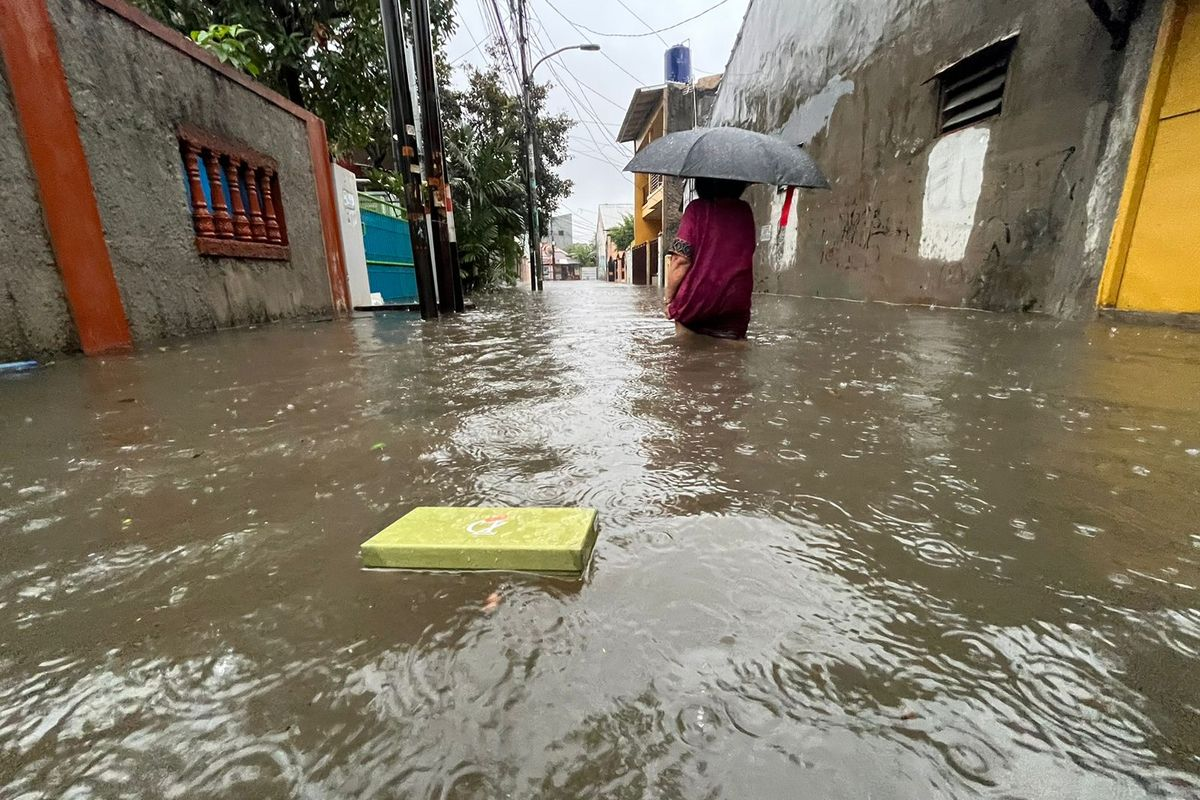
[598,204,634,230]
[616,75,723,143]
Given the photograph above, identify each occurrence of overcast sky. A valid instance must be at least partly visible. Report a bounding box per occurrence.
[445,0,752,242]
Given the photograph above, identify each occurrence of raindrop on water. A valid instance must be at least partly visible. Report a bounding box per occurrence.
[676,703,722,748]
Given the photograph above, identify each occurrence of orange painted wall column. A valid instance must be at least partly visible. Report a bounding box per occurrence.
[306,117,351,316]
[0,0,133,354]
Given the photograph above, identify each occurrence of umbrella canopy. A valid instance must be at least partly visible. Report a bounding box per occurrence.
[624,126,829,189]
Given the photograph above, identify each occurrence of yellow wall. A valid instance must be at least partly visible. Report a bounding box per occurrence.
[632,107,665,248]
[1100,1,1200,313]
[633,173,658,246]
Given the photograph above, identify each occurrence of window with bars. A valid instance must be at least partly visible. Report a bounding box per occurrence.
[936,37,1017,135]
[177,125,289,260]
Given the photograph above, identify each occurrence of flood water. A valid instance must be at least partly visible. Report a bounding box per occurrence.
[2,284,1200,799]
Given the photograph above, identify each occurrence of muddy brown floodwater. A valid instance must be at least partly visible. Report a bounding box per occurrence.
[2,284,1200,798]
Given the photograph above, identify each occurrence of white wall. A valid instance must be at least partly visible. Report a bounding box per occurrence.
[918,126,990,263]
[333,165,372,308]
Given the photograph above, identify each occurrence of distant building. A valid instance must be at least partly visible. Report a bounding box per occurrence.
[712,0,1200,320]
[540,213,583,280]
[595,204,634,283]
[548,213,573,253]
[618,74,721,287]
[539,241,581,281]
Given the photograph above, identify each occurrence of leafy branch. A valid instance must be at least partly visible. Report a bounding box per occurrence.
[189,24,263,76]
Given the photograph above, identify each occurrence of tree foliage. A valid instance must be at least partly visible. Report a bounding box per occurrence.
[189,24,262,75]
[443,66,573,289]
[443,67,573,237]
[567,242,597,266]
[446,125,524,291]
[610,214,635,251]
[131,0,455,156]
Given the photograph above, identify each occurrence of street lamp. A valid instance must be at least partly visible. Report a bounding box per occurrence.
[532,43,601,77]
[523,43,600,290]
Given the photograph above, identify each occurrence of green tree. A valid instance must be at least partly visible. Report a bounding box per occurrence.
[190,24,263,75]
[441,66,574,288]
[567,242,596,266]
[447,125,524,291]
[443,66,573,239]
[610,214,635,251]
[131,0,455,156]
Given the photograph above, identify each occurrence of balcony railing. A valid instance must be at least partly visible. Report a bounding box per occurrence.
[648,173,663,195]
[178,124,289,260]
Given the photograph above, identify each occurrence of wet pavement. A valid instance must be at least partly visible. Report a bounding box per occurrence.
[2,283,1200,799]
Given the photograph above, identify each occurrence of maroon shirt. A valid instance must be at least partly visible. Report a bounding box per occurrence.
[667,197,758,339]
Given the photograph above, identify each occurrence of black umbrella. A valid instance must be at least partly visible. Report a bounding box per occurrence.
[623,126,829,189]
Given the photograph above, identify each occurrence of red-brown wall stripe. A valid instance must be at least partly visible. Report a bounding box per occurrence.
[307,118,351,315]
[0,0,133,355]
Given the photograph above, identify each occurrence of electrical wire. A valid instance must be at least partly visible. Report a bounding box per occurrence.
[525,4,637,190]
[546,61,632,167]
[555,70,626,111]
[568,132,630,166]
[556,93,628,162]
[570,118,624,129]
[552,82,633,179]
[573,0,735,39]
[614,0,669,45]
[482,0,523,92]
[535,59,621,139]
[530,19,629,114]
[458,1,629,247]
[474,0,521,93]
[572,149,632,169]
[450,14,488,65]
[528,12,629,161]
[568,133,628,163]
[541,0,649,84]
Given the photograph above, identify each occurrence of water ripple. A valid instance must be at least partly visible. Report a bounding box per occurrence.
[1,286,1199,797]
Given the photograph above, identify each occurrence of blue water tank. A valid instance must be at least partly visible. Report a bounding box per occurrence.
[665,45,692,84]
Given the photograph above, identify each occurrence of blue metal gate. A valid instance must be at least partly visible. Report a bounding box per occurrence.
[360,195,416,304]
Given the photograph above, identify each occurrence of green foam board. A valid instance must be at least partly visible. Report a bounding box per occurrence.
[360,507,599,573]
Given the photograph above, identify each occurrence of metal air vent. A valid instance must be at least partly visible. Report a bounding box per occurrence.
[937,37,1017,135]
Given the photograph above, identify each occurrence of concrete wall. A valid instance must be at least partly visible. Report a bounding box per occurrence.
[0,67,78,360]
[662,87,689,256]
[662,84,721,258]
[711,0,1164,317]
[28,0,333,353]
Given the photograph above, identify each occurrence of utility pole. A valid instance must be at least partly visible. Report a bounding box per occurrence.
[516,0,543,292]
[379,0,438,319]
[410,0,465,313]
[437,95,465,312]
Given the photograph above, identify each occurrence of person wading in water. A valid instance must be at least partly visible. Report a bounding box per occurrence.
[663,177,757,340]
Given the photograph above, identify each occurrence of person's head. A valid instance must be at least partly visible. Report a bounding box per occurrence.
[694,177,749,201]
